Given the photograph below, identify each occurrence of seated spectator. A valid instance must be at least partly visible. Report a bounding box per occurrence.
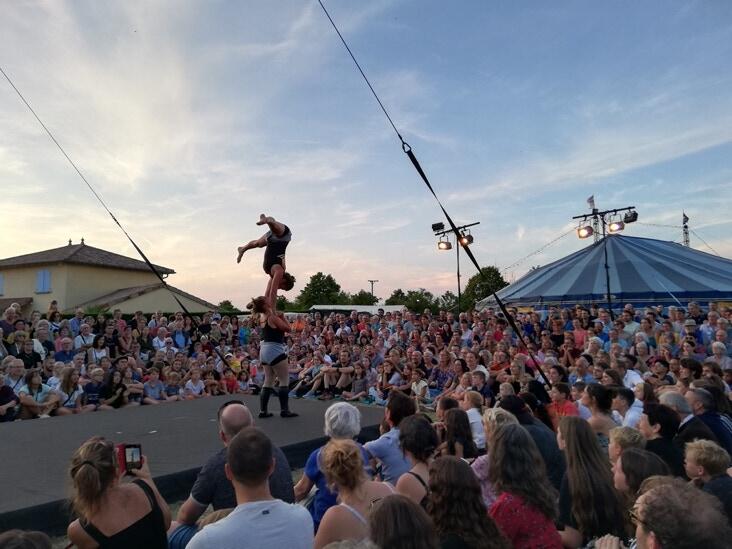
[83,368,113,411]
[639,403,686,477]
[143,367,170,405]
[55,366,87,416]
[626,478,732,549]
[174,401,294,533]
[580,383,619,450]
[556,417,628,548]
[472,407,519,507]
[461,390,486,452]
[499,395,566,490]
[612,447,670,509]
[611,385,643,428]
[67,437,170,548]
[684,439,732,524]
[0,369,19,422]
[368,494,437,549]
[659,390,719,451]
[608,426,646,466]
[438,408,478,460]
[186,428,312,549]
[547,382,579,430]
[294,402,365,532]
[488,423,562,549]
[4,358,26,394]
[395,415,437,508]
[364,391,415,484]
[17,369,59,419]
[0,529,52,548]
[314,439,395,549]
[685,387,732,455]
[101,370,129,409]
[427,456,509,549]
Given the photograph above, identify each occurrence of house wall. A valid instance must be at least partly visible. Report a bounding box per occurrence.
[64,265,161,309]
[113,288,213,314]
[0,264,70,314]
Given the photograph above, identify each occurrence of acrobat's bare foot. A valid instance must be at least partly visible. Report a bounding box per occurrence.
[256,214,272,226]
[236,246,246,264]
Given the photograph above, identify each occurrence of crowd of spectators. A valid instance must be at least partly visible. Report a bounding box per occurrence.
[2,298,732,548]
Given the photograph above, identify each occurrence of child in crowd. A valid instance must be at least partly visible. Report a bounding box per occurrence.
[82,368,111,411]
[547,382,579,430]
[570,380,591,419]
[470,368,493,407]
[185,368,207,399]
[237,369,253,394]
[164,372,182,400]
[203,370,224,396]
[684,439,732,519]
[46,362,65,391]
[222,368,239,394]
[122,367,144,405]
[410,368,429,405]
[453,372,473,403]
[143,367,168,405]
[461,390,486,453]
[342,361,370,402]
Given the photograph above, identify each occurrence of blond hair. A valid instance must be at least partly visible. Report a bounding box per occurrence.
[685,440,730,476]
[609,426,646,451]
[482,407,518,431]
[464,391,483,412]
[69,437,117,519]
[321,438,365,492]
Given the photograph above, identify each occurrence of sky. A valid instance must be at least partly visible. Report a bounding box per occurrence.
[1,1,731,309]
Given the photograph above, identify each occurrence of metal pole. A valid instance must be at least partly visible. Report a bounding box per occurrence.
[456,241,461,316]
[601,217,614,320]
[368,279,378,296]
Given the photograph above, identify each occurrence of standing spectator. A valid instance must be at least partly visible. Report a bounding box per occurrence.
[427,456,510,549]
[67,437,170,548]
[314,439,395,549]
[638,403,686,477]
[174,401,293,533]
[364,391,415,484]
[556,417,628,547]
[611,386,643,428]
[294,402,365,532]
[186,428,311,549]
[488,423,562,549]
[684,439,732,524]
[685,387,732,455]
[659,390,719,451]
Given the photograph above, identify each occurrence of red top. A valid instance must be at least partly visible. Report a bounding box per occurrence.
[489,492,562,549]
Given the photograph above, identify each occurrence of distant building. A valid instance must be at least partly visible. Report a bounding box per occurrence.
[0,240,216,315]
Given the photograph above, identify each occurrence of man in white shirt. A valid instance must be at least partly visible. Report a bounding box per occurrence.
[152,327,169,351]
[611,386,643,428]
[614,358,643,390]
[73,324,95,351]
[187,427,312,549]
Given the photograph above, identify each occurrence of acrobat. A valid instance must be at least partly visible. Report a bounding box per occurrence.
[237,214,295,305]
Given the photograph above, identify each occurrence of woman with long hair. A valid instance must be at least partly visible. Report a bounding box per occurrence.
[369,495,437,549]
[87,335,108,366]
[488,423,561,548]
[314,439,394,549]
[439,408,478,460]
[580,383,619,450]
[55,366,86,416]
[427,456,510,549]
[557,417,628,547]
[396,415,438,508]
[67,437,170,548]
[612,447,669,510]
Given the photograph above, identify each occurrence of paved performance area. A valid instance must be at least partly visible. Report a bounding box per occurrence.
[0,395,384,533]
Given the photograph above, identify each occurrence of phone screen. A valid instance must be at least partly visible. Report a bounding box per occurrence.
[125,445,142,470]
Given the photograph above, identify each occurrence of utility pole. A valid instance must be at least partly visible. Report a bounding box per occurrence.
[368,279,379,297]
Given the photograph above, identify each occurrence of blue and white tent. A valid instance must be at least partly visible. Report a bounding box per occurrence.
[478,234,732,309]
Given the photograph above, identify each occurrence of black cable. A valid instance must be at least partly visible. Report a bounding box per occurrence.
[317,2,552,387]
[689,229,720,256]
[0,64,231,367]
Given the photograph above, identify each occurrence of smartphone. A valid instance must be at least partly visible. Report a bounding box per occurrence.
[115,443,143,474]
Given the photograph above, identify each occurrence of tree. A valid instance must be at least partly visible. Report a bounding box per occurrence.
[350,290,379,306]
[438,290,458,313]
[276,295,293,311]
[403,288,439,314]
[217,300,238,313]
[385,289,407,305]
[461,266,508,309]
[295,272,350,309]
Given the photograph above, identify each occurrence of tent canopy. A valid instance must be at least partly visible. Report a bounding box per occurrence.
[478,235,732,310]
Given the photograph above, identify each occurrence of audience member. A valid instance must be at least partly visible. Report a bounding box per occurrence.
[364,391,415,484]
[684,439,732,524]
[368,495,438,549]
[395,414,437,508]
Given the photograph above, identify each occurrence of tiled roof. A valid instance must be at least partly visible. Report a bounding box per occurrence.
[72,283,217,311]
[0,243,174,274]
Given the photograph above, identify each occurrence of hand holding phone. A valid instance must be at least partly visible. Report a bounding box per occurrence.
[115,443,143,475]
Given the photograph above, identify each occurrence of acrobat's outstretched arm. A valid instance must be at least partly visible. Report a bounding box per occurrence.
[236,234,267,263]
[266,265,284,307]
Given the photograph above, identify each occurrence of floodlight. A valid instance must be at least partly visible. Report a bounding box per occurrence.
[608,220,625,233]
[432,222,445,233]
[459,231,474,246]
[437,237,452,250]
[623,210,638,224]
[577,225,594,239]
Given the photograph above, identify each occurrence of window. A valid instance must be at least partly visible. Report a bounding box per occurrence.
[35,269,51,293]
[0,273,3,296]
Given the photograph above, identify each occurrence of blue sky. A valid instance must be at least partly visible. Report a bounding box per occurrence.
[1,1,731,308]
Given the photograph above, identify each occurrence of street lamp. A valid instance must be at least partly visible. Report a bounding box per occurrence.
[433,221,480,315]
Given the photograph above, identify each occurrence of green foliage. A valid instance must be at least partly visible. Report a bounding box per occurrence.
[403,288,439,314]
[350,289,379,306]
[83,305,109,316]
[462,266,508,309]
[385,288,407,305]
[295,272,350,309]
[217,300,238,313]
[438,290,459,313]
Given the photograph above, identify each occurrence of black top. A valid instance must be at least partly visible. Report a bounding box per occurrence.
[523,419,566,490]
[702,475,732,526]
[80,479,167,549]
[674,416,719,451]
[263,225,291,274]
[440,532,473,549]
[262,320,285,344]
[191,445,294,509]
[645,437,685,478]
[406,470,430,510]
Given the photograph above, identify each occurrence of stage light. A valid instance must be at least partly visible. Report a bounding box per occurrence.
[577,225,594,239]
[459,234,474,246]
[608,220,625,233]
[432,222,445,233]
[623,210,638,224]
[437,238,452,250]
